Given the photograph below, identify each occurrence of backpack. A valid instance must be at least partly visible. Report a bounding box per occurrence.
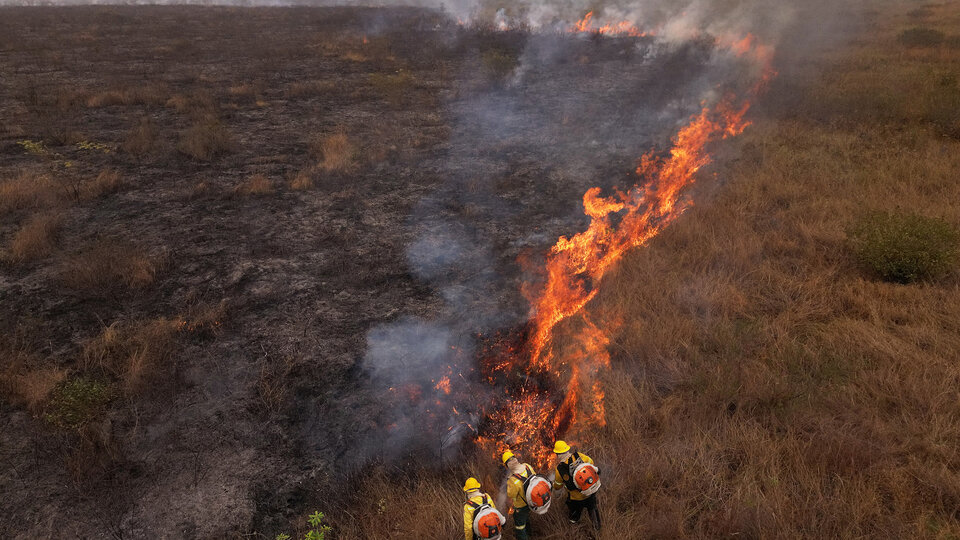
[558,452,602,497]
[469,495,504,540]
[513,465,552,515]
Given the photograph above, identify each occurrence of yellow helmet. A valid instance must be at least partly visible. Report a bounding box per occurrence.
[553,440,571,454]
[501,450,516,465]
[463,477,481,492]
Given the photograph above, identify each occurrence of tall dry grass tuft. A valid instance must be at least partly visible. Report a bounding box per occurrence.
[0,171,60,213]
[177,117,234,160]
[0,340,64,413]
[79,169,125,201]
[122,116,161,157]
[9,212,63,262]
[84,84,169,108]
[289,169,315,191]
[59,239,158,292]
[234,174,274,197]
[313,132,354,171]
[82,319,179,396]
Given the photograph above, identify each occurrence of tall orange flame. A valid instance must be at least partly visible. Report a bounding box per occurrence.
[569,11,651,38]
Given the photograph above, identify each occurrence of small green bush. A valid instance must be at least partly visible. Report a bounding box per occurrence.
[850,211,959,283]
[276,510,331,540]
[44,377,112,429]
[481,48,519,83]
[369,71,414,105]
[898,27,946,48]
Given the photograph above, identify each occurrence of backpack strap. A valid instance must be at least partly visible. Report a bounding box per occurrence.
[467,495,488,510]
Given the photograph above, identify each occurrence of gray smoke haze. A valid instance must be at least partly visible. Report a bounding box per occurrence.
[354,0,863,463]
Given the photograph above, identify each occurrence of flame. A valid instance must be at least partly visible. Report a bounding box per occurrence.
[569,11,651,38]
[435,376,452,395]
[478,91,757,464]
[369,25,775,466]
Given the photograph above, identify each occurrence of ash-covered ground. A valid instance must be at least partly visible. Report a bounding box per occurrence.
[0,6,809,538]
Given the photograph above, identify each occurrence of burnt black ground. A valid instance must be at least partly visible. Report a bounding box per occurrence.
[0,7,729,538]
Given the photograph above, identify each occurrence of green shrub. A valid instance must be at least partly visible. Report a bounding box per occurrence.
[43,377,112,429]
[276,510,331,540]
[369,71,414,105]
[850,211,959,283]
[481,48,519,83]
[898,27,946,48]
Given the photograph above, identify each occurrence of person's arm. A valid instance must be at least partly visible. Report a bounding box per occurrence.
[463,504,473,540]
[506,477,520,506]
[552,465,564,490]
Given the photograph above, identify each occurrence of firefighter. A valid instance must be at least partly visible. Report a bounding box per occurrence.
[502,450,535,540]
[551,440,602,530]
[463,477,506,540]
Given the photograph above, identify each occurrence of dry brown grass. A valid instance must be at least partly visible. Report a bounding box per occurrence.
[9,212,63,262]
[285,80,336,99]
[331,4,960,538]
[121,116,160,157]
[84,84,169,108]
[0,340,65,413]
[59,239,158,292]
[79,169,125,201]
[0,171,60,214]
[289,169,315,190]
[313,132,354,171]
[177,116,234,160]
[82,319,179,396]
[234,174,274,197]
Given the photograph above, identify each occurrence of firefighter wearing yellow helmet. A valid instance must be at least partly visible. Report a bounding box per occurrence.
[463,477,506,540]
[501,450,550,540]
[551,440,602,530]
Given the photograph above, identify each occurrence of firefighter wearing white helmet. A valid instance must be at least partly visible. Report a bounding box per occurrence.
[551,440,602,530]
[462,477,506,540]
[502,450,552,540]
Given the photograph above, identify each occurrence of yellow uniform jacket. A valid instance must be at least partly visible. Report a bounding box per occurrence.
[463,491,497,540]
[506,463,536,509]
[553,451,595,501]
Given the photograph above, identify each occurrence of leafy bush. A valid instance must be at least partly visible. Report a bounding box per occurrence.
[898,27,945,48]
[276,510,331,540]
[481,48,519,83]
[44,377,112,429]
[369,71,414,105]
[849,211,959,283]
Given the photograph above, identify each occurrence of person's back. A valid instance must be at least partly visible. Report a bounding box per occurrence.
[551,441,602,531]
[462,477,505,540]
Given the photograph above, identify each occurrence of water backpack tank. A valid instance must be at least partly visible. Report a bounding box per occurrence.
[572,461,601,497]
[470,496,504,540]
